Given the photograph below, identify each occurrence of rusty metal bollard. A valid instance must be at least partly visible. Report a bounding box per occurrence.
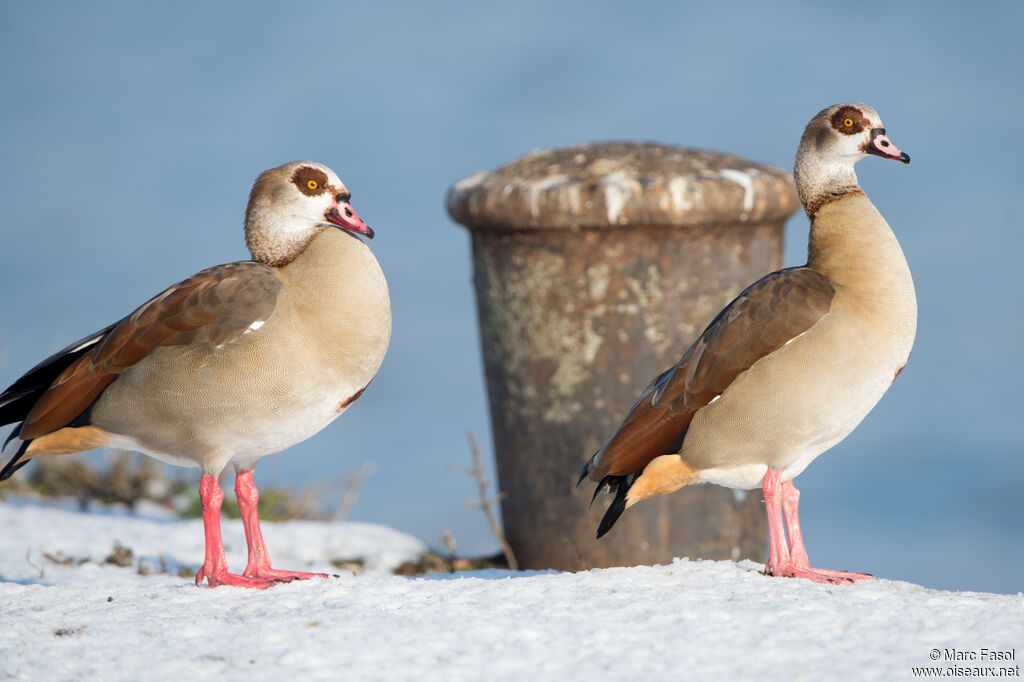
[447,142,800,571]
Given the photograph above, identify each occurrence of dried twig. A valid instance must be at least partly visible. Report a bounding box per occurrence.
[330,462,375,522]
[448,432,518,570]
[54,625,87,637]
[442,530,457,558]
[25,550,44,580]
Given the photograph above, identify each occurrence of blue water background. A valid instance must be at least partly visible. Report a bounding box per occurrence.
[1,1,1020,593]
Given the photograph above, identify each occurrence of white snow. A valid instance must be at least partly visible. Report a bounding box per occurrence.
[667,175,693,212]
[447,170,486,196]
[718,168,756,218]
[525,174,571,218]
[1,500,1021,681]
[600,171,640,224]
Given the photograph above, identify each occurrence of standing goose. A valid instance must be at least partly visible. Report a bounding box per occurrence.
[0,161,391,588]
[579,103,915,584]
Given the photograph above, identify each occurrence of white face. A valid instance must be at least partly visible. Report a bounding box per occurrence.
[794,103,910,209]
[822,103,908,165]
[823,103,880,160]
[256,161,373,240]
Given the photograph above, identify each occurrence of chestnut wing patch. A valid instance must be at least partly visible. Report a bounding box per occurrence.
[652,267,834,411]
[19,262,282,439]
[0,323,116,432]
[591,267,834,479]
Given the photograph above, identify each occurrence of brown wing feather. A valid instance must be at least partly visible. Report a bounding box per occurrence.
[19,262,281,439]
[589,267,834,480]
[590,380,698,479]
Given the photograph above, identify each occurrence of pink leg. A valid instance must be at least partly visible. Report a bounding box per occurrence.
[195,475,276,588]
[235,470,327,582]
[762,469,791,571]
[781,479,873,583]
[761,471,872,584]
[780,479,810,567]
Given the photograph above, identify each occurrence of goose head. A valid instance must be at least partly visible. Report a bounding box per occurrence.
[794,103,909,214]
[245,161,373,266]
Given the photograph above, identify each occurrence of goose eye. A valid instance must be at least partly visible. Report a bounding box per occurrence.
[843,118,854,127]
[307,179,319,190]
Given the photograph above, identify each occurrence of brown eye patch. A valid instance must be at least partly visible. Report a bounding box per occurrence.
[291,167,330,196]
[830,106,868,135]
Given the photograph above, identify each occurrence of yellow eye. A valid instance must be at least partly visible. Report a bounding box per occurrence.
[843,118,854,127]
[307,179,319,190]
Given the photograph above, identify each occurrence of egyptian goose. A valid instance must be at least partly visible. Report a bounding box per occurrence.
[579,103,915,584]
[0,161,391,588]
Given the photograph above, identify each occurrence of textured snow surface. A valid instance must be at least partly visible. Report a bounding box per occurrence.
[1,501,1021,681]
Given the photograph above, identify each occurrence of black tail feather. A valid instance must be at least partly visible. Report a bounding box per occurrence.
[3,424,22,450]
[0,391,37,430]
[576,458,592,488]
[0,439,31,482]
[0,322,116,476]
[590,479,604,508]
[595,473,640,539]
[0,321,116,433]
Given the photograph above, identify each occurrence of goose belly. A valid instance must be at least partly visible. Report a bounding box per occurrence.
[680,314,912,489]
[89,332,380,470]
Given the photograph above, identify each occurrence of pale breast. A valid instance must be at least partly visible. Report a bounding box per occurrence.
[681,301,914,489]
[90,229,392,471]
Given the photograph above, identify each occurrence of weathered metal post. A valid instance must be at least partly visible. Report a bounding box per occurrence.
[447,142,800,571]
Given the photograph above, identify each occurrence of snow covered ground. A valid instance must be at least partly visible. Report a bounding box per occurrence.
[1,500,1020,681]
